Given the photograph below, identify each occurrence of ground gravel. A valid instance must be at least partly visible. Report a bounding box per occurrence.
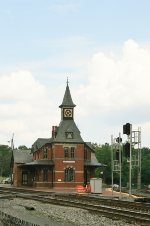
[1,198,139,226]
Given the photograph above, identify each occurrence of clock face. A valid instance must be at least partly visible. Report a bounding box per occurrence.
[64,108,73,118]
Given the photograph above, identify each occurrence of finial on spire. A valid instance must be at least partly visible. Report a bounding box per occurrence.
[67,77,69,86]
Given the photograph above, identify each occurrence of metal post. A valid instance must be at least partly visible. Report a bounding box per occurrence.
[111,135,114,196]
[129,124,132,197]
[119,132,122,197]
[137,127,141,189]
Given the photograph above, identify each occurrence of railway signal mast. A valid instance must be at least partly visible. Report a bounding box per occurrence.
[123,123,132,197]
[111,133,122,197]
[123,123,141,197]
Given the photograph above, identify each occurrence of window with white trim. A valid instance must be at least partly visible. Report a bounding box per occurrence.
[64,167,74,182]
[64,147,75,159]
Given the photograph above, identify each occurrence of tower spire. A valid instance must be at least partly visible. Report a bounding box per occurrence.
[59,80,76,108]
[67,77,69,86]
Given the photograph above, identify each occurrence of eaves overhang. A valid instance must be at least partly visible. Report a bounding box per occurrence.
[19,160,54,167]
[84,161,107,167]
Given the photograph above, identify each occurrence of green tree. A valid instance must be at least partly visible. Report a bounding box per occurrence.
[94,143,112,184]
[0,145,12,176]
[141,147,150,185]
[18,145,29,150]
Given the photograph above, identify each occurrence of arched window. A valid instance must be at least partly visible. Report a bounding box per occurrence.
[64,167,74,182]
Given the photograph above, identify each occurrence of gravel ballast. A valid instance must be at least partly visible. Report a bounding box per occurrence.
[0,198,139,226]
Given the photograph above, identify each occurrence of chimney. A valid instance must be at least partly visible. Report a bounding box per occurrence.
[52,126,57,138]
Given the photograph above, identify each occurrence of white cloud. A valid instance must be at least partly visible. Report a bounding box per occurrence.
[76,39,150,115]
[0,71,59,147]
[74,39,150,147]
[0,71,46,100]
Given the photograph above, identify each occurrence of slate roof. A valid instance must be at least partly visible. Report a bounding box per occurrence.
[13,149,32,164]
[84,152,106,167]
[31,138,53,153]
[59,83,76,108]
[54,120,84,143]
[85,142,94,151]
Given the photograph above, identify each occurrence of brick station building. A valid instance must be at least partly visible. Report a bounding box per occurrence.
[11,82,103,188]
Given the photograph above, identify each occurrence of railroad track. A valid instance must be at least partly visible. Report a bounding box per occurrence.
[52,193,150,212]
[0,187,150,225]
[14,194,150,225]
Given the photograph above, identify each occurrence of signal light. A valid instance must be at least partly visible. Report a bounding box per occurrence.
[123,142,130,157]
[115,149,122,162]
[116,150,119,160]
[123,123,131,135]
[116,137,122,143]
[116,149,122,162]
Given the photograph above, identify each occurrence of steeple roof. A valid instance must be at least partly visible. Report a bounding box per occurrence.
[54,120,84,143]
[59,81,76,108]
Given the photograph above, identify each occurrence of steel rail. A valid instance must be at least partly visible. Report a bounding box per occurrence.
[0,187,150,225]
[53,193,150,212]
[0,187,150,211]
[14,194,150,225]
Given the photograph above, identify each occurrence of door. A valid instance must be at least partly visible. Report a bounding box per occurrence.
[22,171,28,185]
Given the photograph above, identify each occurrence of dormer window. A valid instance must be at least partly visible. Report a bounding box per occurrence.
[66,132,73,139]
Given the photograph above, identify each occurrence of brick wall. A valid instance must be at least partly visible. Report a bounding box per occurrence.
[53,143,85,188]
[13,163,22,187]
[13,143,95,188]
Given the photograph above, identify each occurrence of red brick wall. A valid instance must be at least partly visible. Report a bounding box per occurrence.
[13,163,22,187]
[33,145,53,160]
[53,143,85,188]
[13,143,95,188]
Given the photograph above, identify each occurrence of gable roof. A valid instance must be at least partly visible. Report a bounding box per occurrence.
[31,138,53,153]
[13,149,32,164]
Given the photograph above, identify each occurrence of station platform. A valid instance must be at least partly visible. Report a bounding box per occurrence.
[0,184,131,199]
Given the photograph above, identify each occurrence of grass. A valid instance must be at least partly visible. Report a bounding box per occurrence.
[0,176,6,183]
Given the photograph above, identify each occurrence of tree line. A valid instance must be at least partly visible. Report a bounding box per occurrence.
[94,143,150,188]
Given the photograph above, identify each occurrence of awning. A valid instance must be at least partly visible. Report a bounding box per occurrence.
[84,161,106,167]
[19,160,54,167]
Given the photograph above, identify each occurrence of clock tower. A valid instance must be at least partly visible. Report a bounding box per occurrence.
[54,79,83,143]
[59,79,76,121]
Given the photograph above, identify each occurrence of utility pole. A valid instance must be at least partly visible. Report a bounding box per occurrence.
[11,133,14,150]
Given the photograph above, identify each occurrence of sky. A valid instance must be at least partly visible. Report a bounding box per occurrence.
[1,0,150,148]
